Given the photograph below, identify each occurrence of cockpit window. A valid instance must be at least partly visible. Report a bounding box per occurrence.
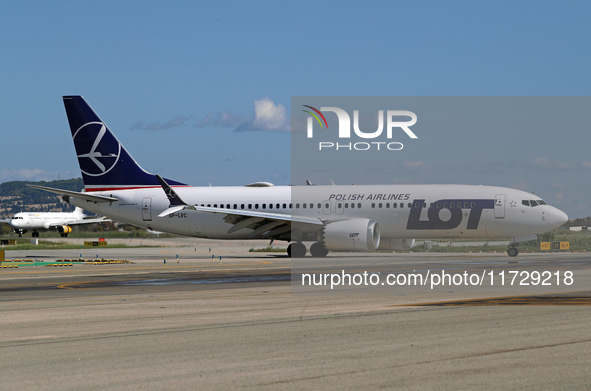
[522,199,546,207]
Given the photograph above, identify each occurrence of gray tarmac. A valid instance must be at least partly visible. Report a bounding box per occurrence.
[1,238,590,390]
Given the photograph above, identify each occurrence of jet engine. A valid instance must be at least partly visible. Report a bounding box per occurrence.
[322,218,380,251]
[57,225,72,235]
[378,239,415,251]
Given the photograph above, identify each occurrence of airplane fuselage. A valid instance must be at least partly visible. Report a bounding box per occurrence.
[70,184,566,242]
[9,211,83,231]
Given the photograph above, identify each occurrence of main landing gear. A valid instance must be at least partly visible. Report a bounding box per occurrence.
[287,242,329,258]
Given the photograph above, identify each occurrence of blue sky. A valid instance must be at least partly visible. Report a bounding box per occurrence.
[1,1,590,217]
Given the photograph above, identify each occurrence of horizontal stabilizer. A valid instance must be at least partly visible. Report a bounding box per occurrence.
[27,184,118,203]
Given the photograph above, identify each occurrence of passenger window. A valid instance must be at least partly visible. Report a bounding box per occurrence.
[372,203,375,208]
[262,204,266,209]
[386,203,390,208]
[351,203,355,209]
[325,203,329,208]
[358,203,361,208]
[394,203,397,208]
[248,204,252,209]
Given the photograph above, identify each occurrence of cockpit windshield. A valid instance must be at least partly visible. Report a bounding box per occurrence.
[522,199,547,207]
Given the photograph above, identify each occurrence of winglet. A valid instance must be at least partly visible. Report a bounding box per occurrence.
[156,175,196,217]
[156,175,188,206]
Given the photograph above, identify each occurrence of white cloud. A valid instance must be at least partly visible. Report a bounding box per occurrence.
[251,97,289,131]
[528,157,574,171]
[403,160,432,171]
[235,97,290,132]
[132,115,194,130]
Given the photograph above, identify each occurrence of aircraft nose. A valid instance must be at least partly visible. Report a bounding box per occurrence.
[549,207,568,227]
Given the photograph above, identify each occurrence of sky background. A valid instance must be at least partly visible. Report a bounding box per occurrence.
[1,1,590,217]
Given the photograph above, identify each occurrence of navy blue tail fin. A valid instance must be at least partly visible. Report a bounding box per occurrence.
[63,96,186,191]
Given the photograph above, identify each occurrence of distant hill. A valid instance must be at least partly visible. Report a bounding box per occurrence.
[0,178,84,218]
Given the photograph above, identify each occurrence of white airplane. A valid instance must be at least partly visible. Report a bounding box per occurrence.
[2,207,109,237]
[30,96,568,257]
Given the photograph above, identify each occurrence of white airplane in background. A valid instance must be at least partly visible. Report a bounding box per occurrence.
[2,207,109,237]
[30,96,568,257]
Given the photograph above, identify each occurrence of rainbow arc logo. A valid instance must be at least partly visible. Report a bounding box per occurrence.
[302,105,328,129]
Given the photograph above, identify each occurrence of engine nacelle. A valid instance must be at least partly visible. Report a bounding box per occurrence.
[57,225,72,234]
[323,218,380,251]
[378,239,415,251]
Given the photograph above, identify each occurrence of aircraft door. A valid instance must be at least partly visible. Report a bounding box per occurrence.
[323,200,331,215]
[494,194,505,218]
[142,197,152,221]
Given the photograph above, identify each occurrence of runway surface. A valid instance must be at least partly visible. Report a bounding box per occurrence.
[1,238,590,390]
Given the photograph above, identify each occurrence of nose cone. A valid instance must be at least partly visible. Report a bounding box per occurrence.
[549,207,568,228]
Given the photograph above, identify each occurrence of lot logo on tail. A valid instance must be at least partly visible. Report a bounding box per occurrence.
[73,122,121,176]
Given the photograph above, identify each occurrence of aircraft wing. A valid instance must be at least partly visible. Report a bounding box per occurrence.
[159,204,322,238]
[27,185,118,203]
[155,174,322,238]
[60,217,111,226]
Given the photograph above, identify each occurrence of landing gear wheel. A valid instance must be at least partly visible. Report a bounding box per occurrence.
[507,247,519,257]
[310,242,329,257]
[288,242,307,258]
